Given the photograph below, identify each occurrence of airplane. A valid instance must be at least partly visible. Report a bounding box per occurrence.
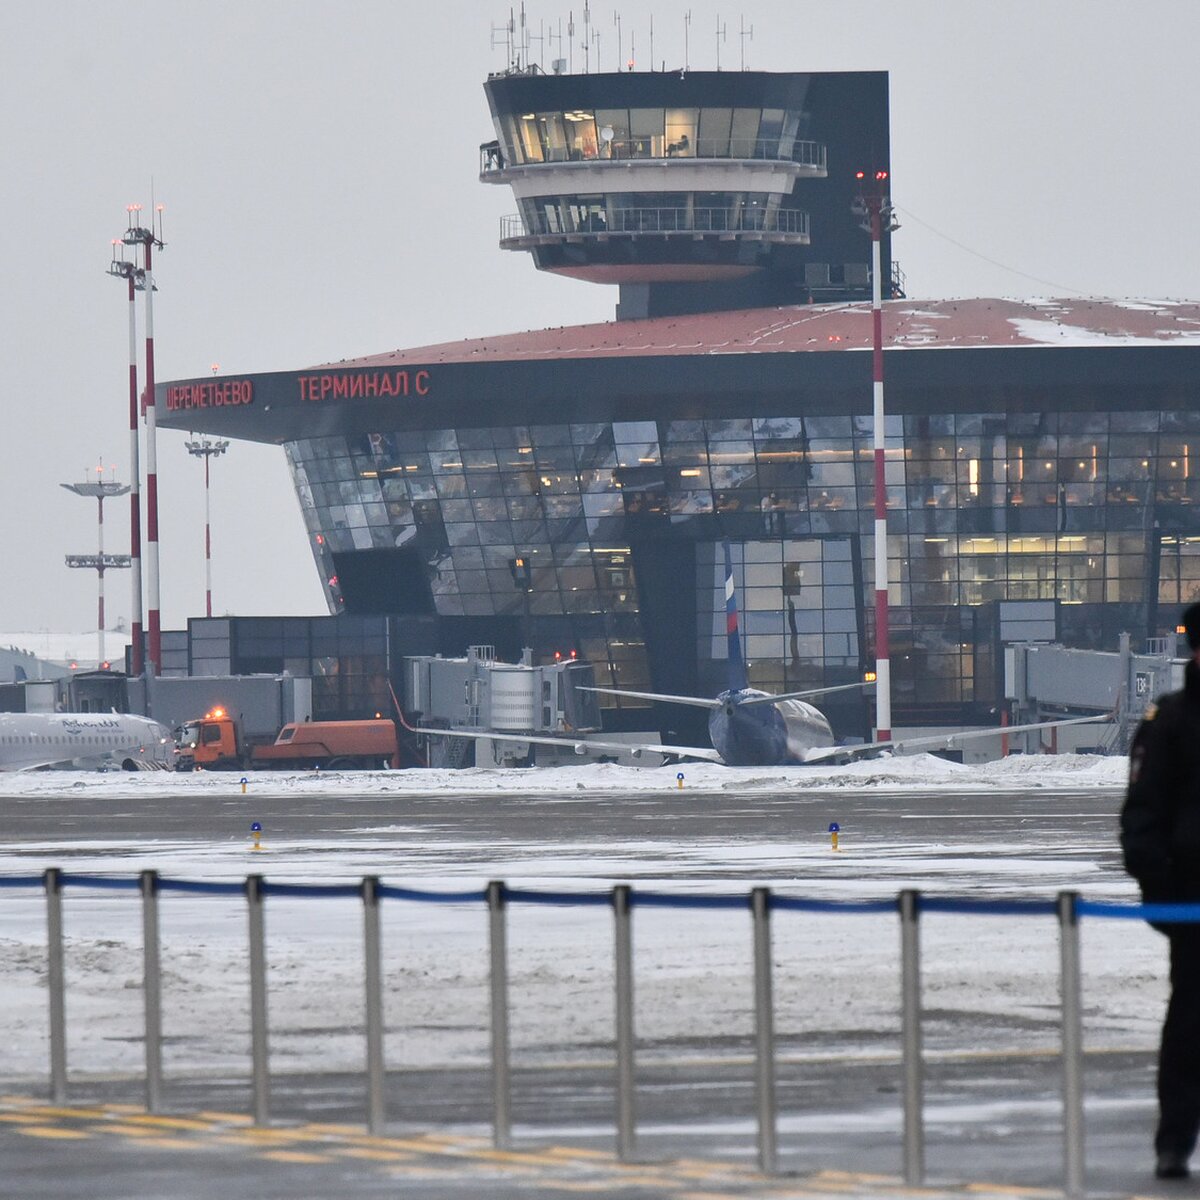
[403,544,1110,767]
[0,711,176,772]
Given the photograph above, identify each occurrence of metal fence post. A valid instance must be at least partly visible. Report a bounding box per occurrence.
[751,886,777,1174]
[246,873,270,1126]
[1058,890,1085,1200]
[613,884,636,1161]
[487,880,511,1149]
[140,869,163,1113]
[362,875,385,1134]
[44,868,67,1103]
[899,888,924,1185]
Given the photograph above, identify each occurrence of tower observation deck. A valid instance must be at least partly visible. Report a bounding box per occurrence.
[481,67,894,319]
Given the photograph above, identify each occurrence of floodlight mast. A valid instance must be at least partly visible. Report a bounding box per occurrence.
[106,246,144,676]
[62,467,131,668]
[185,436,230,618]
[122,204,165,676]
[852,169,899,741]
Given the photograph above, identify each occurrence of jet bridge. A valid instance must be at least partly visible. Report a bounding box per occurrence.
[1005,633,1186,752]
[404,646,603,766]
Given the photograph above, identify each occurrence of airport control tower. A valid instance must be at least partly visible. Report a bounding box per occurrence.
[480,66,896,319]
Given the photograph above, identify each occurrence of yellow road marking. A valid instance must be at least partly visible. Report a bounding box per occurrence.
[0,1114,43,1124]
[119,1114,215,1131]
[334,1146,416,1162]
[196,1110,252,1124]
[16,1125,92,1140]
[543,1146,615,1161]
[14,1105,108,1119]
[260,1148,333,1164]
[98,1124,163,1138]
[301,1121,362,1135]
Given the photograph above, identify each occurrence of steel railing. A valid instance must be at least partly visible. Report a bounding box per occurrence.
[3,869,1181,1198]
[480,138,826,172]
[501,206,810,241]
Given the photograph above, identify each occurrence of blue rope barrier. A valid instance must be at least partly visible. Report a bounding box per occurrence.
[0,876,46,889]
[503,888,613,907]
[59,874,140,891]
[632,892,750,910]
[157,878,247,896]
[919,897,1057,917]
[376,885,487,904]
[262,882,362,899]
[1080,900,1200,923]
[773,897,897,915]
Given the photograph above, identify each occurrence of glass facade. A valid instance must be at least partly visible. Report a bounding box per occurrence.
[282,408,1200,720]
[494,106,814,164]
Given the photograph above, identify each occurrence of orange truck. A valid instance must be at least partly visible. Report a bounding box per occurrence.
[175,709,400,771]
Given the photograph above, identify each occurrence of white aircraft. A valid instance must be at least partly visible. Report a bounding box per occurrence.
[0,712,176,772]
[405,544,1110,766]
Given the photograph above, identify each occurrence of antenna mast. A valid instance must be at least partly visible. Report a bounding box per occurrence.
[683,10,691,71]
[739,16,753,70]
[715,14,726,70]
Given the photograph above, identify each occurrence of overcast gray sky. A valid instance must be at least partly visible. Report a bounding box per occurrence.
[3,1,1198,635]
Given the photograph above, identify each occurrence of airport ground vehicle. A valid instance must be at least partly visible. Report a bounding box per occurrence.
[175,709,400,771]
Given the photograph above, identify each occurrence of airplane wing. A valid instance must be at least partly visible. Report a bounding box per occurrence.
[735,682,874,708]
[801,713,1113,764]
[577,686,722,710]
[407,723,726,763]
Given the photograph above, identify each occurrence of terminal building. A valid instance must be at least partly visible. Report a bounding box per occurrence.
[159,63,1200,741]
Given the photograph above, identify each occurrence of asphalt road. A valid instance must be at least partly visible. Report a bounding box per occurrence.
[0,779,1185,1198]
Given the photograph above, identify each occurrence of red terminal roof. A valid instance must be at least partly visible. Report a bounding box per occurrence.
[318,298,1200,369]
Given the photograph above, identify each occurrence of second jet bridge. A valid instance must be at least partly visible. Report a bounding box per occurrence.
[404,646,601,741]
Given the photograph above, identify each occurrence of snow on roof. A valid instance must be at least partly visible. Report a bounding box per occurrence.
[320,297,1200,368]
[0,631,130,670]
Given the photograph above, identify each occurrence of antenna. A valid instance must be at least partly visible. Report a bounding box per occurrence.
[582,1,590,73]
[490,12,515,68]
[649,14,654,70]
[628,28,635,71]
[568,10,575,73]
[715,14,727,70]
[683,10,691,72]
[528,14,545,72]
[613,9,621,69]
[739,16,753,70]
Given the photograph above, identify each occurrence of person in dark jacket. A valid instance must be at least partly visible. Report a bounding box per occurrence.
[1121,602,1200,1180]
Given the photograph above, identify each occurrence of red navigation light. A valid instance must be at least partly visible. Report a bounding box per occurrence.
[315,534,324,545]
[554,650,562,661]
[329,575,339,586]
[101,661,110,670]
[69,661,78,670]
[855,170,865,180]
[570,649,578,659]
[876,170,888,181]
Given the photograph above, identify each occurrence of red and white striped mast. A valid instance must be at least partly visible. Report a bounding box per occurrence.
[854,169,899,741]
[123,204,165,675]
[107,244,144,675]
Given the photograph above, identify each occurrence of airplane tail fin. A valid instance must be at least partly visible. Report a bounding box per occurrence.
[723,542,748,693]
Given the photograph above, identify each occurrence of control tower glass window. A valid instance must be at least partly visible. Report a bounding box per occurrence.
[629,108,665,157]
[564,111,597,159]
[595,108,630,157]
[665,108,698,156]
[730,108,761,158]
[697,107,733,157]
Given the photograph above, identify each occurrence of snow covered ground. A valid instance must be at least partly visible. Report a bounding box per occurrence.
[0,749,1131,798]
[0,754,1161,1094]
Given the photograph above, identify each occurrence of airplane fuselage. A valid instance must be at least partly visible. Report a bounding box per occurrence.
[707,689,835,766]
[0,713,175,771]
